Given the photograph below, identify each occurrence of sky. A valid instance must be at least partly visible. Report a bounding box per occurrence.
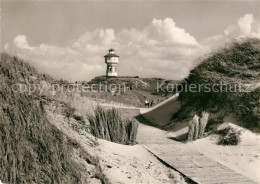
[1,0,260,81]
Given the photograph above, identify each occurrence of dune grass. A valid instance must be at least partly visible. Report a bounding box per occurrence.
[187,112,209,141]
[176,38,260,132]
[0,53,82,183]
[88,107,138,145]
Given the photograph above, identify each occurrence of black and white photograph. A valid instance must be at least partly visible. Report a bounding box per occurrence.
[0,0,260,183]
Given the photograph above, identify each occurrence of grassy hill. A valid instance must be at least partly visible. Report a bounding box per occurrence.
[87,76,179,107]
[0,53,96,183]
[170,38,260,132]
[89,76,177,93]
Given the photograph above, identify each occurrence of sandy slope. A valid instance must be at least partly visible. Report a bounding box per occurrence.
[138,94,181,127]
[97,140,186,184]
[191,123,260,183]
[45,103,187,184]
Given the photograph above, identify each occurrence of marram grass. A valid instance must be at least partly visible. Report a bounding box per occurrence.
[88,107,138,145]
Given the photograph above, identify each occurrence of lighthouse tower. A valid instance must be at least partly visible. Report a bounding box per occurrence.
[104,48,119,77]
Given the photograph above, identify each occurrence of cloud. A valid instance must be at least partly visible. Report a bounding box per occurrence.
[5,18,209,81]
[227,13,260,38]
[7,35,104,81]
[13,35,32,50]
[224,14,257,37]
[237,14,253,35]
[114,18,208,79]
[147,18,198,45]
[72,28,116,52]
[204,14,260,50]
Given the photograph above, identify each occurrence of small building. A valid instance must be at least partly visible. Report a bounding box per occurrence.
[104,48,119,77]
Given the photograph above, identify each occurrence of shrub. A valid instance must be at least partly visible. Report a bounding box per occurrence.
[217,127,241,146]
[187,112,209,141]
[199,111,209,138]
[176,38,260,132]
[187,115,199,141]
[194,115,200,140]
[187,119,195,141]
[88,107,138,145]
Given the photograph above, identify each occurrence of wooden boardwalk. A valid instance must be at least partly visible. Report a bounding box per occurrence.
[137,124,258,184]
[105,100,258,184]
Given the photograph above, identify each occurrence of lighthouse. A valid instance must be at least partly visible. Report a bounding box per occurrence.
[104,48,119,77]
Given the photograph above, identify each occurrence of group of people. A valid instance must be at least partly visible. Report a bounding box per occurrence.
[144,98,154,108]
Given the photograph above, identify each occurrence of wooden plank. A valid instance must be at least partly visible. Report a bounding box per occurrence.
[143,143,257,184]
[197,178,258,184]
[193,176,246,182]
[191,173,248,180]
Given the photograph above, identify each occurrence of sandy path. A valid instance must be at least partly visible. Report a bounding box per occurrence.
[46,105,187,184]
[137,123,258,184]
[138,94,181,127]
[191,123,260,183]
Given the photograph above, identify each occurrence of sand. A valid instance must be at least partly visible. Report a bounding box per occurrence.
[191,123,260,183]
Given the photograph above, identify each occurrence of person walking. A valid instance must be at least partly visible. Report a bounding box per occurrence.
[150,100,154,107]
[144,99,149,107]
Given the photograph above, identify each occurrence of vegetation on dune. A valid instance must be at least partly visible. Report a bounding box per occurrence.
[80,89,143,107]
[88,76,178,106]
[217,127,241,146]
[90,76,178,94]
[187,112,209,141]
[174,38,260,132]
[88,107,138,145]
[0,53,83,183]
